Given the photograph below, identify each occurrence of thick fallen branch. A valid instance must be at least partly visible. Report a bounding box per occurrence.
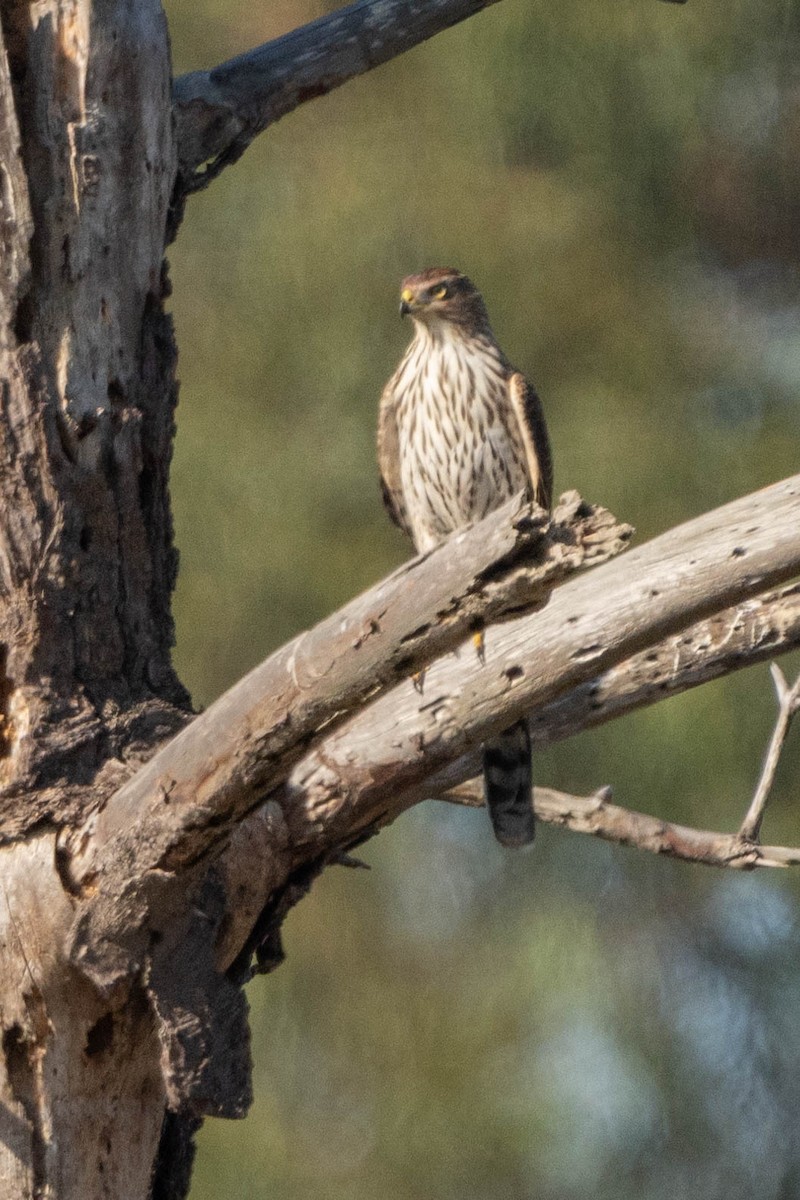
[173,0,503,190]
[67,475,800,992]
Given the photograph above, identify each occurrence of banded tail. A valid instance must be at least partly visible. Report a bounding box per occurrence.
[482,720,535,848]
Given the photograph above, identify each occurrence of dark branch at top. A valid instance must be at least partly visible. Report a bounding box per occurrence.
[173,0,688,195]
[172,0,502,193]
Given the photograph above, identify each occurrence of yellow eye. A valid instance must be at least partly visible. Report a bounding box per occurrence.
[432,285,448,300]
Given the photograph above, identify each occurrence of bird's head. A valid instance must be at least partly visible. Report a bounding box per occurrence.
[398,268,490,333]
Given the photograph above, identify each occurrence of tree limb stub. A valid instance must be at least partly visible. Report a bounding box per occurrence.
[68,475,800,993]
[173,0,505,189]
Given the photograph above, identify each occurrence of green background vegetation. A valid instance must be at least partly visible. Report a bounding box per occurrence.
[164,2,800,1195]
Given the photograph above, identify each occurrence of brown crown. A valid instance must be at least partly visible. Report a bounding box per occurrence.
[399,268,490,330]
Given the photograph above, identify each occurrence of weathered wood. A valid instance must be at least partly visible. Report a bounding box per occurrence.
[0,0,189,843]
[270,475,800,858]
[0,2,188,1195]
[64,493,629,985]
[0,836,165,1199]
[318,575,800,802]
[295,581,800,857]
[530,580,800,746]
[66,475,800,999]
[211,580,800,972]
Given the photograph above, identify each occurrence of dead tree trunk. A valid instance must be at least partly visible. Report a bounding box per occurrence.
[0,1,200,1194]
[0,2,797,1198]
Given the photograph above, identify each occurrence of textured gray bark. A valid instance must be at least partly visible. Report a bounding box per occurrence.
[0,1,186,1195]
[0,0,189,844]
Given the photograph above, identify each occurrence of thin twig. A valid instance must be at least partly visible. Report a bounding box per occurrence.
[439,782,800,870]
[739,664,800,842]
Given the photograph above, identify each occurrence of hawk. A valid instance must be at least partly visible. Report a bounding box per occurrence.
[378,267,552,848]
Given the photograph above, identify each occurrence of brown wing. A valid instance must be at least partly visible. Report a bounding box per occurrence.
[507,371,553,511]
[377,382,411,537]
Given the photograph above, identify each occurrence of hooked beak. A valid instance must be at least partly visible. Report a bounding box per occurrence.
[399,287,415,317]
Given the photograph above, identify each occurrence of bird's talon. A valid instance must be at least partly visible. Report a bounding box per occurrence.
[473,629,486,664]
[413,668,426,694]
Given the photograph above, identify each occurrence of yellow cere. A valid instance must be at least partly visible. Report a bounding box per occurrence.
[401,288,414,303]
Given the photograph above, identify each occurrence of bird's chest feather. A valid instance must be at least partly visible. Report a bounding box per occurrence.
[393,338,528,549]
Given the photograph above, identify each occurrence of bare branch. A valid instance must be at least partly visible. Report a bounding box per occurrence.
[530,581,800,745]
[438,783,800,870]
[173,0,503,190]
[172,0,690,192]
[383,583,800,817]
[69,490,623,866]
[739,664,800,842]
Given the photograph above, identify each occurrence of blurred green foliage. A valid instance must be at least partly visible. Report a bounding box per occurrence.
[163,1,800,1196]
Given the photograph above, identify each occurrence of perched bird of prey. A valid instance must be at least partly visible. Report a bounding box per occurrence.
[378,267,552,848]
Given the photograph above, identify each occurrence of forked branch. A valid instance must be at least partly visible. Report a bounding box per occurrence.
[212,580,800,971]
[739,664,800,842]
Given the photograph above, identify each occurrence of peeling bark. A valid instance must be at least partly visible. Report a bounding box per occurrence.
[0,836,165,1198]
[0,0,189,843]
[0,2,187,1195]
